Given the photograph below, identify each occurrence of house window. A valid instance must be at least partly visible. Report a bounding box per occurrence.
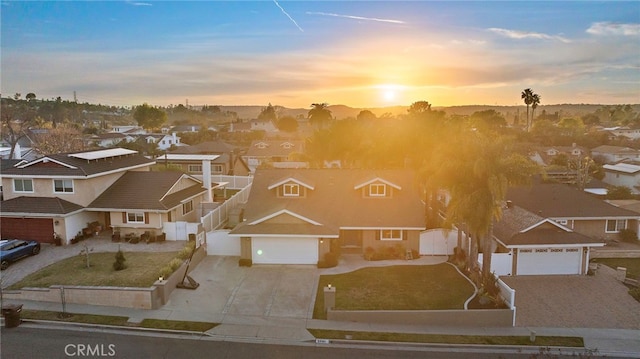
[606,219,627,233]
[369,184,386,197]
[188,164,203,173]
[211,165,223,173]
[53,179,73,193]
[380,229,402,241]
[127,212,145,223]
[14,179,34,192]
[283,183,300,197]
[182,200,194,215]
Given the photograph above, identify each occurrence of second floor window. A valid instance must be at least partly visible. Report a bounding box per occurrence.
[283,183,300,197]
[54,179,74,193]
[182,200,194,215]
[14,179,33,192]
[369,183,386,197]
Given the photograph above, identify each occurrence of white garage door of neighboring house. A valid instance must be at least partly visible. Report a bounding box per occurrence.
[252,237,318,265]
[517,248,582,275]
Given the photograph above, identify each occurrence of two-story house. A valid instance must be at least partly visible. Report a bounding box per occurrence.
[0,148,208,245]
[242,140,306,173]
[229,169,425,265]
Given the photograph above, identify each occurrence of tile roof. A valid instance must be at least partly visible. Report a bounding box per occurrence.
[1,149,155,178]
[88,171,206,211]
[506,182,640,218]
[0,196,83,215]
[231,168,425,236]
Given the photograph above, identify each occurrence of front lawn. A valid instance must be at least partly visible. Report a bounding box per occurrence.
[313,264,474,319]
[592,258,640,279]
[8,251,179,289]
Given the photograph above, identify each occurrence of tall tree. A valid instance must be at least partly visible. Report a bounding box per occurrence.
[308,103,332,129]
[258,103,278,122]
[32,123,85,155]
[277,115,298,133]
[531,93,541,126]
[133,103,167,130]
[521,88,534,131]
[1,96,37,159]
[435,133,539,277]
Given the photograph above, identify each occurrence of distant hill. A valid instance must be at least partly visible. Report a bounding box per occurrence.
[216,103,639,121]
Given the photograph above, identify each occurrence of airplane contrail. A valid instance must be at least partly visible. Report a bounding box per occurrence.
[306,11,405,24]
[273,0,304,32]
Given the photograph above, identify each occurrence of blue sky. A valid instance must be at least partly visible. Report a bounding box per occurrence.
[2,1,639,108]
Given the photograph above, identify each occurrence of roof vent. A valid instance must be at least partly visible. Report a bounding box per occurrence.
[506,200,513,209]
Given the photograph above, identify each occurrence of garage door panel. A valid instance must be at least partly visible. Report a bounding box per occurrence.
[518,248,582,275]
[252,237,318,265]
[0,217,54,243]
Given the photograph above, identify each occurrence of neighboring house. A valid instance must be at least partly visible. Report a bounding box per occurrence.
[600,126,640,141]
[591,145,640,164]
[229,169,425,265]
[170,125,202,133]
[0,148,154,244]
[529,144,588,166]
[110,125,146,134]
[88,132,135,148]
[229,119,278,133]
[602,162,640,193]
[143,133,182,150]
[86,171,208,237]
[506,181,640,242]
[491,202,605,276]
[242,140,306,173]
[229,121,252,133]
[160,141,250,176]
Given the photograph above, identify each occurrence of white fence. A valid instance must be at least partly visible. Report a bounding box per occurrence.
[419,228,458,255]
[201,183,252,232]
[162,221,201,241]
[210,175,253,189]
[478,253,513,276]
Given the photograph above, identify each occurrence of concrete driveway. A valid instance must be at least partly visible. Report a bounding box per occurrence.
[162,256,318,322]
[501,265,640,329]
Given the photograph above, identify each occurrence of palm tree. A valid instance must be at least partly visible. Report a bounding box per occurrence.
[308,103,332,129]
[521,88,534,131]
[530,93,541,127]
[435,132,539,277]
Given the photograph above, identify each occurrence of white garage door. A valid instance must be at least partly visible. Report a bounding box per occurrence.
[252,237,319,265]
[517,248,582,275]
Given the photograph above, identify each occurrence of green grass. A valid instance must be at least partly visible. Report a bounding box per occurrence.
[308,329,584,347]
[20,310,217,332]
[313,264,475,319]
[8,251,179,290]
[592,258,640,278]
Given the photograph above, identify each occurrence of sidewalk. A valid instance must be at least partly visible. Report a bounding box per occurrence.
[3,298,640,357]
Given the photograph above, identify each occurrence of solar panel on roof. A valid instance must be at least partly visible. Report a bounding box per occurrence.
[68,148,138,160]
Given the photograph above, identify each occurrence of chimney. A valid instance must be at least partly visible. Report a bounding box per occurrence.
[202,159,213,202]
[506,200,513,209]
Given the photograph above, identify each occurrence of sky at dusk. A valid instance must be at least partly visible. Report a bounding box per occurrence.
[2,1,639,109]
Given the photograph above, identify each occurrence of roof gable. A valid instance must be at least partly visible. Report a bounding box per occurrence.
[249,209,322,226]
[267,176,315,191]
[354,177,402,191]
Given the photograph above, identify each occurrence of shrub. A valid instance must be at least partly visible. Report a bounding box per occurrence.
[159,266,173,279]
[113,249,127,271]
[619,229,638,243]
[177,241,196,260]
[168,258,183,271]
[239,258,252,267]
[318,252,339,268]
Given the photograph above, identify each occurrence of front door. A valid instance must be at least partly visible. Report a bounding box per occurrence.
[340,230,362,253]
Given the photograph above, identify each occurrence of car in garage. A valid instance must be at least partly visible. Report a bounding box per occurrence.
[0,239,41,270]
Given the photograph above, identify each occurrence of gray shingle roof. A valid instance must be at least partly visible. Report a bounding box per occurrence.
[231,168,425,236]
[1,150,154,178]
[507,182,640,218]
[0,196,83,215]
[88,171,205,211]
